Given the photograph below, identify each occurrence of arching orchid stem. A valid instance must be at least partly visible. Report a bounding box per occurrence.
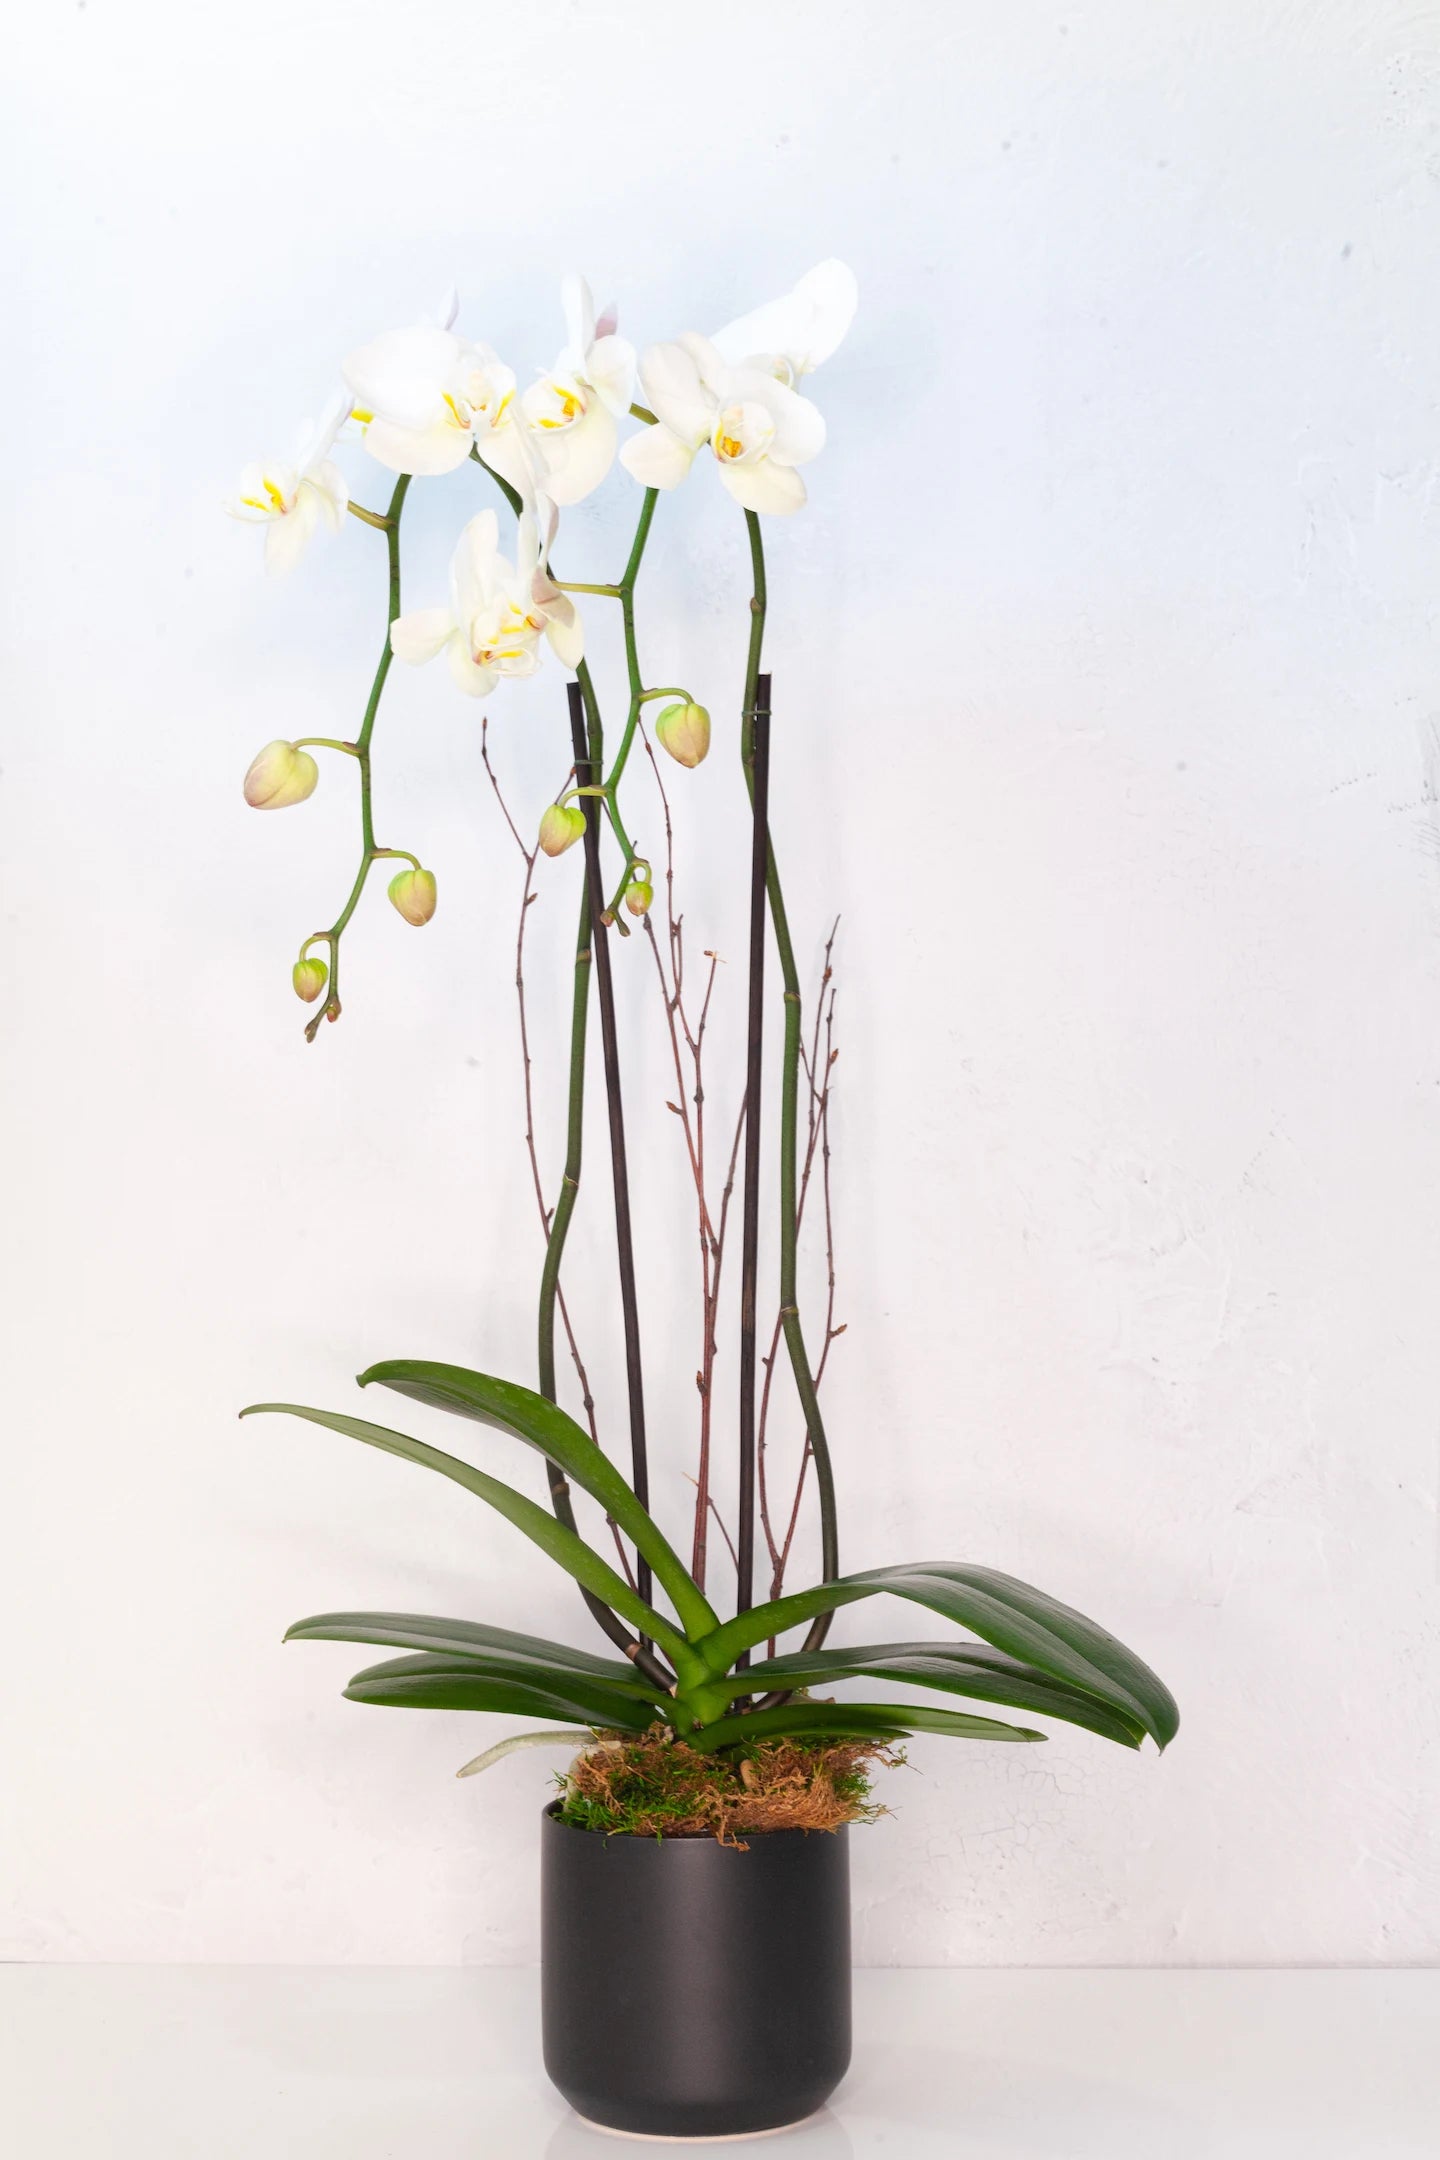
[536,875,672,1690]
[346,502,393,532]
[734,678,771,1677]
[739,514,839,1659]
[568,679,654,1630]
[304,470,410,1042]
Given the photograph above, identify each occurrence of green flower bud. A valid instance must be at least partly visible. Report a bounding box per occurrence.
[538,802,587,857]
[624,879,654,917]
[654,701,711,769]
[292,957,329,1003]
[243,739,319,809]
[388,866,437,926]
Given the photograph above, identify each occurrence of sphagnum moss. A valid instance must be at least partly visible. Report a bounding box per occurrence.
[554,1725,903,1845]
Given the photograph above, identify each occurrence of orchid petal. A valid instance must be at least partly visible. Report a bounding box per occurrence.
[542,591,584,668]
[540,397,617,506]
[310,462,348,529]
[477,419,541,501]
[619,421,698,491]
[637,341,713,447]
[302,385,355,470]
[717,457,806,516]
[676,332,730,399]
[226,460,292,524]
[560,272,596,370]
[263,488,318,573]
[726,370,826,467]
[428,284,461,331]
[448,639,497,698]
[362,416,474,477]
[390,608,455,666]
[343,325,463,431]
[711,259,857,378]
[585,332,637,418]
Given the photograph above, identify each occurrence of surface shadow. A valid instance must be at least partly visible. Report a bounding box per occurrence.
[546,2104,854,2156]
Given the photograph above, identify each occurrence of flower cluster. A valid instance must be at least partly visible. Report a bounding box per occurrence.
[227,262,857,1030]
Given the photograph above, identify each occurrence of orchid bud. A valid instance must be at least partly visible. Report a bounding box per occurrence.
[388,866,437,926]
[624,879,654,917]
[292,957,328,1004]
[243,739,319,809]
[654,701,711,769]
[538,803,586,857]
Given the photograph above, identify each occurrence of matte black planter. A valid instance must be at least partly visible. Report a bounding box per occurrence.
[541,1804,852,2138]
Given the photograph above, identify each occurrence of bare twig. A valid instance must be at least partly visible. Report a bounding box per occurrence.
[757,923,845,1620]
[639,718,749,1594]
[480,720,602,1447]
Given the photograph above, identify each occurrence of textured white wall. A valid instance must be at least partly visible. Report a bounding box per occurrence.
[4,0,1439,1968]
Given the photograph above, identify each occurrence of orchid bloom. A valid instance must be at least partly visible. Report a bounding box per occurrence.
[343,322,529,490]
[620,336,825,515]
[389,505,581,698]
[519,275,636,506]
[225,388,350,573]
[620,260,856,515]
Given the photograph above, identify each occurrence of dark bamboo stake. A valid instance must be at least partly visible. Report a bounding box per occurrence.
[735,674,771,1672]
[740,516,839,1661]
[568,679,654,1623]
[536,880,671,1689]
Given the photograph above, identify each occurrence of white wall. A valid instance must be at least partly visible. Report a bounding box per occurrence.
[4,0,1438,1968]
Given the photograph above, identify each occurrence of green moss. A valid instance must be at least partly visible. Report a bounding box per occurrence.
[553,1726,900,1842]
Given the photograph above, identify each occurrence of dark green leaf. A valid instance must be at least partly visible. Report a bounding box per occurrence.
[686,1699,1045,1754]
[358,1361,718,1644]
[284,1611,665,1699]
[692,1563,1179,1751]
[342,1653,655,1730]
[740,1641,1144,1749]
[241,1402,692,1669]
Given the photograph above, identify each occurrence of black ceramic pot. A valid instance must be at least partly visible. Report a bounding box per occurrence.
[541,1803,852,2137]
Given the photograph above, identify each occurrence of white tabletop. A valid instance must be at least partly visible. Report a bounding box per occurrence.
[1,1965,1434,2156]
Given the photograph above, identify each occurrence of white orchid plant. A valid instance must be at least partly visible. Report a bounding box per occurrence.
[232,263,1179,1792]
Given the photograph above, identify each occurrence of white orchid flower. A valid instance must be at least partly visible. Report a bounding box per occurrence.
[342,323,530,489]
[620,333,824,515]
[225,387,350,573]
[519,275,636,506]
[709,259,858,387]
[389,505,582,698]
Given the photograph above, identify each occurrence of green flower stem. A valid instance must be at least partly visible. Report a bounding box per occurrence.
[589,488,662,921]
[535,882,673,1690]
[293,737,359,756]
[557,581,622,597]
[537,885,592,1409]
[345,501,393,531]
[739,510,839,1650]
[304,472,411,1042]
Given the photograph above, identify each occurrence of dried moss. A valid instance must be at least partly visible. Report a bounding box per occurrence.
[554,1724,902,1845]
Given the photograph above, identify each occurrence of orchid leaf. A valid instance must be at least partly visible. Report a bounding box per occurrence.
[342,1652,656,1731]
[740,1641,1145,1748]
[692,1563,1178,1751]
[241,1402,692,1668]
[358,1360,718,1643]
[686,1699,1045,1755]
[283,1611,665,1699]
